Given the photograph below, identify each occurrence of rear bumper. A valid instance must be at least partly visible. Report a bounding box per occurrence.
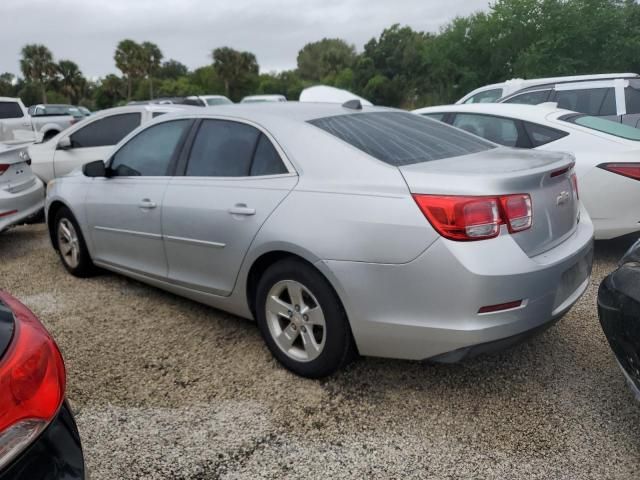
[0,401,85,480]
[319,213,594,361]
[0,177,45,232]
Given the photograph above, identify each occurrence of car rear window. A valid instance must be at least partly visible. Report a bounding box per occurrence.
[560,113,640,141]
[308,112,495,166]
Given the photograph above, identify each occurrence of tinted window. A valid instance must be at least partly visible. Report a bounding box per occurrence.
[110,120,191,176]
[251,134,287,176]
[625,85,640,114]
[524,122,568,147]
[186,120,259,177]
[182,98,204,107]
[555,88,614,116]
[463,89,503,104]
[206,97,232,106]
[309,112,494,166]
[0,102,24,119]
[152,111,166,118]
[421,112,446,122]
[560,114,640,141]
[452,113,519,147]
[599,88,617,116]
[70,113,141,148]
[503,90,551,105]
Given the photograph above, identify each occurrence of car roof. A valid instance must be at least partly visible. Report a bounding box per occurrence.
[92,104,200,117]
[413,102,574,123]
[241,94,286,100]
[0,97,20,103]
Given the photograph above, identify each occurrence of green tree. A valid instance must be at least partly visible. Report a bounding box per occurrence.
[158,59,189,80]
[57,60,85,104]
[93,74,126,109]
[0,73,15,97]
[114,39,143,101]
[296,38,356,82]
[140,41,163,99]
[20,44,56,103]
[212,47,259,101]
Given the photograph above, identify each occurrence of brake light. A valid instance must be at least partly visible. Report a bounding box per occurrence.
[0,291,65,470]
[413,194,533,241]
[598,163,640,181]
[0,165,8,176]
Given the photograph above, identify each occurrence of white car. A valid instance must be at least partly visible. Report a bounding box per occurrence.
[457,73,638,105]
[299,86,373,106]
[414,103,640,239]
[240,94,286,103]
[28,104,194,183]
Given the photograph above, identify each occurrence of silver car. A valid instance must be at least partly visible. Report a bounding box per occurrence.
[45,103,594,377]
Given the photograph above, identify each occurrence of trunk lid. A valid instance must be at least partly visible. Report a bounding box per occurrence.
[0,144,37,193]
[399,148,580,257]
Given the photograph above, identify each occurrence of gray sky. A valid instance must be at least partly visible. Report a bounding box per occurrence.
[1,0,490,79]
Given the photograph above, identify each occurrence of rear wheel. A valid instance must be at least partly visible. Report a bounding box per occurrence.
[256,258,354,378]
[54,207,96,277]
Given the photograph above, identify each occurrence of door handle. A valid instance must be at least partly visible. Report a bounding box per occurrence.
[139,199,157,210]
[228,204,256,216]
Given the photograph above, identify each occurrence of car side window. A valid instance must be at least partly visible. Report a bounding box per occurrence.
[555,88,614,116]
[70,113,141,148]
[452,113,519,147]
[0,102,24,119]
[463,88,503,104]
[503,90,551,105]
[625,86,640,114]
[109,120,191,177]
[186,120,260,177]
[421,113,446,122]
[250,134,287,176]
[523,122,568,147]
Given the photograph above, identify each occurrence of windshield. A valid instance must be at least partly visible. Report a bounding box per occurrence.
[206,97,232,106]
[560,114,640,141]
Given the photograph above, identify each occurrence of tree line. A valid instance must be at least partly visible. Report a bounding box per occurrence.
[2,0,639,110]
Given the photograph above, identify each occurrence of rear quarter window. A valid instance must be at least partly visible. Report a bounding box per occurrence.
[560,114,640,141]
[524,122,569,147]
[308,112,495,166]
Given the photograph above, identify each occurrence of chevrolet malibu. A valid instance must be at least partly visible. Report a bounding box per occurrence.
[45,103,594,378]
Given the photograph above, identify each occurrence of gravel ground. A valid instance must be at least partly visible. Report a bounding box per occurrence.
[1,224,639,479]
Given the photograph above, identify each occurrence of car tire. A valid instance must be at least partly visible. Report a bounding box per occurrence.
[256,258,355,378]
[53,207,97,277]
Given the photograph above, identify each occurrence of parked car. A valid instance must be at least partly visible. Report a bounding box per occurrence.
[77,106,92,117]
[240,94,286,103]
[1,97,73,143]
[28,104,195,183]
[598,238,640,401]
[182,95,233,107]
[28,104,84,140]
[45,102,593,378]
[0,145,44,233]
[414,103,640,240]
[0,291,85,479]
[299,86,373,106]
[460,73,640,126]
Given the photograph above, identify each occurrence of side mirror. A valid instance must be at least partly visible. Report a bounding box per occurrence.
[57,137,71,150]
[83,160,106,178]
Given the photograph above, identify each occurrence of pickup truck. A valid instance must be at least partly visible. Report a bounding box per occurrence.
[27,104,80,140]
[0,97,76,144]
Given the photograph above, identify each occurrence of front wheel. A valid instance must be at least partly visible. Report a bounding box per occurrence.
[54,207,96,277]
[256,258,354,378]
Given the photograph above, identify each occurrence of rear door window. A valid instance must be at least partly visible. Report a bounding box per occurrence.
[625,85,640,114]
[0,102,24,119]
[309,112,494,166]
[421,112,446,122]
[70,113,141,148]
[451,113,520,147]
[523,122,569,147]
[555,88,615,116]
[503,90,551,105]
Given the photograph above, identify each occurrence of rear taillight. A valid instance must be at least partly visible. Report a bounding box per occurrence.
[0,165,9,176]
[413,194,533,241]
[0,291,65,470]
[570,173,579,200]
[598,163,640,181]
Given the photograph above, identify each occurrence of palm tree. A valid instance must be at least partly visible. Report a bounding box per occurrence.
[20,44,56,103]
[57,60,85,104]
[140,42,163,99]
[114,39,143,101]
[212,47,259,100]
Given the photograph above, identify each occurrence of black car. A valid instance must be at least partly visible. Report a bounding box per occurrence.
[598,239,640,401]
[0,291,85,480]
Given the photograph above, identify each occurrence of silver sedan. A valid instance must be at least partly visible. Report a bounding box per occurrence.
[45,102,594,377]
